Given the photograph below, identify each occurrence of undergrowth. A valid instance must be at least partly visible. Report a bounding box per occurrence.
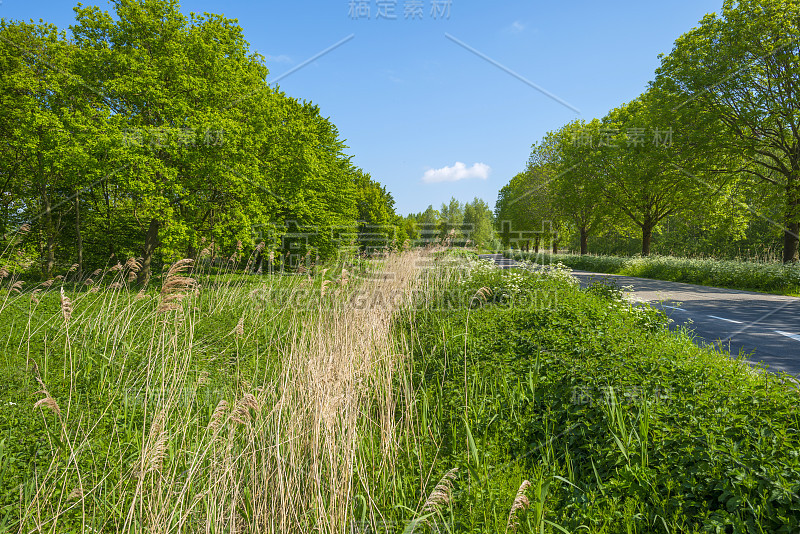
[2,249,798,533]
[376,250,800,533]
[509,252,800,295]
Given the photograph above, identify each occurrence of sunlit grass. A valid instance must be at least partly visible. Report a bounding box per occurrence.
[0,250,429,533]
[2,248,799,533]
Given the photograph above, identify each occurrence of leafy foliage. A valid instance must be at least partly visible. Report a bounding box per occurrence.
[0,0,402,283]
[497,0,800,263]
[377,252,800,532]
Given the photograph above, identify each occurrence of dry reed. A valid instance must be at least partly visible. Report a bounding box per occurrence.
[15,249,430,534]
[507,480,532,533]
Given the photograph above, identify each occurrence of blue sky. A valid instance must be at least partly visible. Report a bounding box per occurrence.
[3,0,721,215]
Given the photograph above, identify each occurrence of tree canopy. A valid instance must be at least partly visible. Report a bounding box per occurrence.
[497,0,800,261]
[0,0,402,280]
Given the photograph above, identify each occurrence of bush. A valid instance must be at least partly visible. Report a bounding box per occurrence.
[512,252,800,294]
[384,259,800,533]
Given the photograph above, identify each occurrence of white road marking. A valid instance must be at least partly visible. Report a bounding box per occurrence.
[662,305,687,311]
[720,301,793,344]
[708,315,743,324]
[775,330,800,342]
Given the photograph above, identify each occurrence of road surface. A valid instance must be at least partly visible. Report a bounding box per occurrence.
[478,254,800,376]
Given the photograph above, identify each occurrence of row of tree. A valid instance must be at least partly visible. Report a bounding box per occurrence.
[497,0,800,262]
[1,0,404,281]
[406,197,496,249]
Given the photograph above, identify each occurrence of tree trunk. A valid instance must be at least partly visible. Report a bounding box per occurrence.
[642,224,653,257]
[138,218,160,285]
[579,227,589,255]
[75,192,83,278]
[534,236,540,254]
[41,189,55,280]
[783,221,799,263]
[552,232,558,254]
[783,194,799,263]
[38,151,55,280]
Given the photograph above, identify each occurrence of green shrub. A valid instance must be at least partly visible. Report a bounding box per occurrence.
[383,260,800,533]
[512,252,800,294]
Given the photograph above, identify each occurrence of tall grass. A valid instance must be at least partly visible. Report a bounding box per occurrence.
[0,249,434,533]
[6,247,798,533]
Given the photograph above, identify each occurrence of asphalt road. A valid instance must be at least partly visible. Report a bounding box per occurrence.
[478,254,800,376]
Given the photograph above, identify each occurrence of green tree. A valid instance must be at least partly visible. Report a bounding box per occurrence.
[262,96,358,263]
[417,205,440,246]
[398,214,419,245]
[546,120,616,254]
[0,20,96,278]
[495,173,535,250]
[525,138,569,253]
[597,89,715,256]
[656,0,800,262]
[72,0,286,280]
[439,197,464,244]
[496,163,559,253]
[463,197,494,250]
[353,168,397,252]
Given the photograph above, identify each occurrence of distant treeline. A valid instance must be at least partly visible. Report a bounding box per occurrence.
[0,0,405,281]
[496,0,800,263]
[401,197,496,250]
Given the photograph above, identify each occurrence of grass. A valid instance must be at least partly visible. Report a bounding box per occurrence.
[387,252,800,532]
[1,249,799,533]
[507,251,800,296]
[0,251,426,533]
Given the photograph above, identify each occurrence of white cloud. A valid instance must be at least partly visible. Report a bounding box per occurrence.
[265,54,292,64]
[422,162,491,184]
[509,21,525,34]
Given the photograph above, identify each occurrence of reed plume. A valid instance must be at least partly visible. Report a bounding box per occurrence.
[33,378,61,417]
[157,259,198,313]
[422,468,458,515]
[207,400,228,433]
[138,412,168,478]
[506,480,532,533]
[60,287,73,323]
[9,280,24,294]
